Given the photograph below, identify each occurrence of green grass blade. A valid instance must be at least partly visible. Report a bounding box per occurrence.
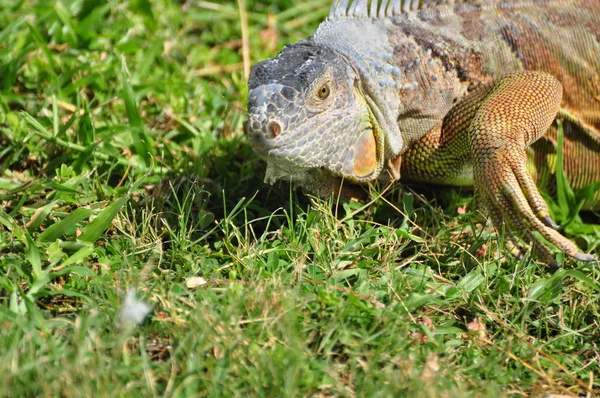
[25,234,42,279]
[456,270,485,293]
[58,246,95,267]
[77,105,95,145]
[78,195,129,244]
[575,181,600,204]
[37,207,94,242]
[26,201,58,232]
[554,120,575,219]
[120,57,153,166]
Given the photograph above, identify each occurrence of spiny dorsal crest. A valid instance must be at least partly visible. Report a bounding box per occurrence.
[329,0,473,19]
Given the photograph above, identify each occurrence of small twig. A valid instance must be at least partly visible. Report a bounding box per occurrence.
[198,1,232,12]
[115,166,131,189]
[193,62,244,77]
[237,0,251,79]
[57,100,82,115]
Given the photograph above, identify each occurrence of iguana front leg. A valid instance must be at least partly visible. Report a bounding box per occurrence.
[402,71,596,264]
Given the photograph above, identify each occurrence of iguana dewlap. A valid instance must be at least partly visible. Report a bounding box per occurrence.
[245,0,600,264]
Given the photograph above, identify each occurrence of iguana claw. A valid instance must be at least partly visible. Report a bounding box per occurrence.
[541,216,560,230]
[574,253,597,262]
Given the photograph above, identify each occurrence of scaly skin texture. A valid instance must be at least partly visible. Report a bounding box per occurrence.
[245,0,600,264]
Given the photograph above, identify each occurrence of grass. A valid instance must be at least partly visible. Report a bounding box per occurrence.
[0,0,599,396]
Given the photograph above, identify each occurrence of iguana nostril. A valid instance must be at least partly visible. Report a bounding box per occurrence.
[267,121,281,138]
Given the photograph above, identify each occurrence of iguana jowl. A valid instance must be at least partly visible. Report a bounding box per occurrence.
[244,0,600,264]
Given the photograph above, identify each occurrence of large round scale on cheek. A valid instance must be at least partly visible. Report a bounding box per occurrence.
[352,129,377,179]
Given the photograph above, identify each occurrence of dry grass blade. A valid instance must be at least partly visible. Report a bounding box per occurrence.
[237,0,250,78]
[193,62,244,77]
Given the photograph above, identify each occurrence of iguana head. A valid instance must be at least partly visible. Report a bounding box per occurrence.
[245,41,385,194]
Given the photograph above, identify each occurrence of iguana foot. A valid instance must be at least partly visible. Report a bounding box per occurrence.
[475,149,592,263]
[467,71,594,264]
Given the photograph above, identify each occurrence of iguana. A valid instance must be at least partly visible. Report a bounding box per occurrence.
[244,0,600,265]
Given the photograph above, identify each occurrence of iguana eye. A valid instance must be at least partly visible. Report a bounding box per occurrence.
[317,84,330,100]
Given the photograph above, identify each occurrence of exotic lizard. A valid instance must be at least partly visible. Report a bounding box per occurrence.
[244,0,600,264]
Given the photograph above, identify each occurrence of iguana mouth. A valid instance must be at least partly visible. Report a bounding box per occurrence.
[263,159,367,199]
